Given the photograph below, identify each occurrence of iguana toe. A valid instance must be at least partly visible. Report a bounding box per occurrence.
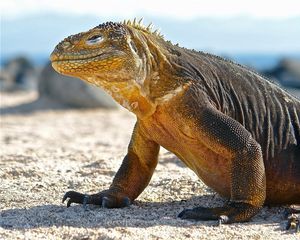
[62,190,131,208]
[285,205,300,232]
[218,215,230,225]
[62,191,87,207]
[286,214,299,232]
[178,202,261,223]
[284,205,300,217]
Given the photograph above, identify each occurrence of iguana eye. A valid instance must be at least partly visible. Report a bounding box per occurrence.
[86,35,104,45]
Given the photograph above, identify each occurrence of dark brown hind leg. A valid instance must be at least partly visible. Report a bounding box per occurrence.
[285,205,300,232]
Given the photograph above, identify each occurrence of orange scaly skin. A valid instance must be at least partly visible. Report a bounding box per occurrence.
[50,21,300,226]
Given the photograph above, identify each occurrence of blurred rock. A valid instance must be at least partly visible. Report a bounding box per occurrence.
[263,59,300,88]
[0,70,14,91]
[38,62,117,108]
[0,56,38,91]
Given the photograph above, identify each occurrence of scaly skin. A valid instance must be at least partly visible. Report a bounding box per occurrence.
[50,20,300,226]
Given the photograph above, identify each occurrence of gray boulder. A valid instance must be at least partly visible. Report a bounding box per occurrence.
[38,62,117,108]
[263,59,300,88]
[0,56,38,91]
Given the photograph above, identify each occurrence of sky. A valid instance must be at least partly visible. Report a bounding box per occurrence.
[1,0,300,59]
[1,0,300,20]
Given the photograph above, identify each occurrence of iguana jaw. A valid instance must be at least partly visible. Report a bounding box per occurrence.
[51,53,156,118]
[50,48,127,80]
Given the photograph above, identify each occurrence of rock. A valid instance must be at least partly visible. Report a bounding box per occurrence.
[0,56,38,91]
[0,70,15,91]
[263,59,300,88]
[38,62,117,108]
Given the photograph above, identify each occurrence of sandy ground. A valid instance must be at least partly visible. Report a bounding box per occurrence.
[0,91,299,240]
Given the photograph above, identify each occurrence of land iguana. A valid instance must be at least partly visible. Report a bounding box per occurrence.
[50,20,300,230]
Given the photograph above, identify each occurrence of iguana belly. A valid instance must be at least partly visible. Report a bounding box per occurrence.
[141,107,300,204]
[141,112,232,199]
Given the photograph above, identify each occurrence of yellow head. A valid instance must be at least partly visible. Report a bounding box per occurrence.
[51,21,169,116]
[50,21,181,117]
[51,22,148,84]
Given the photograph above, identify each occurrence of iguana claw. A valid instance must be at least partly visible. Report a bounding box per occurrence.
[285,205,300,232]
[62,191,87,207]
[62,190,131,208]
[286,214,299,232]
[218,215,229,225]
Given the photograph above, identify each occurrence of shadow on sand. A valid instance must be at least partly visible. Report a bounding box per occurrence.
[0,194,286,231]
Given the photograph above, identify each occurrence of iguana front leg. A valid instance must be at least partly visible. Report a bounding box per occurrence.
[63,122,160,208]
[178,107,266,223]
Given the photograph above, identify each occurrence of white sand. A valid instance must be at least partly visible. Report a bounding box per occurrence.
[0,91,299,240]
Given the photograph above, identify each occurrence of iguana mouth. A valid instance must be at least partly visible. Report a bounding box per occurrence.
[51,52,109,63]
[51,50,125,63]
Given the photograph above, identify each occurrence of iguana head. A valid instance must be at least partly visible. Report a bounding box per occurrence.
[51,21,147,82]
[50,20,184,117]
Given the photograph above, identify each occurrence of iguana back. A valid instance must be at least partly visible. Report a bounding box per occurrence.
[175,49,300,203]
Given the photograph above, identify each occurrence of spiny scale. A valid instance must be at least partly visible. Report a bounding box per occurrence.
[121,18,163,38]
[96,19,163,38]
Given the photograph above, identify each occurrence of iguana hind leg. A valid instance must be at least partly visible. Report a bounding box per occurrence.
[178,107,266,223]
